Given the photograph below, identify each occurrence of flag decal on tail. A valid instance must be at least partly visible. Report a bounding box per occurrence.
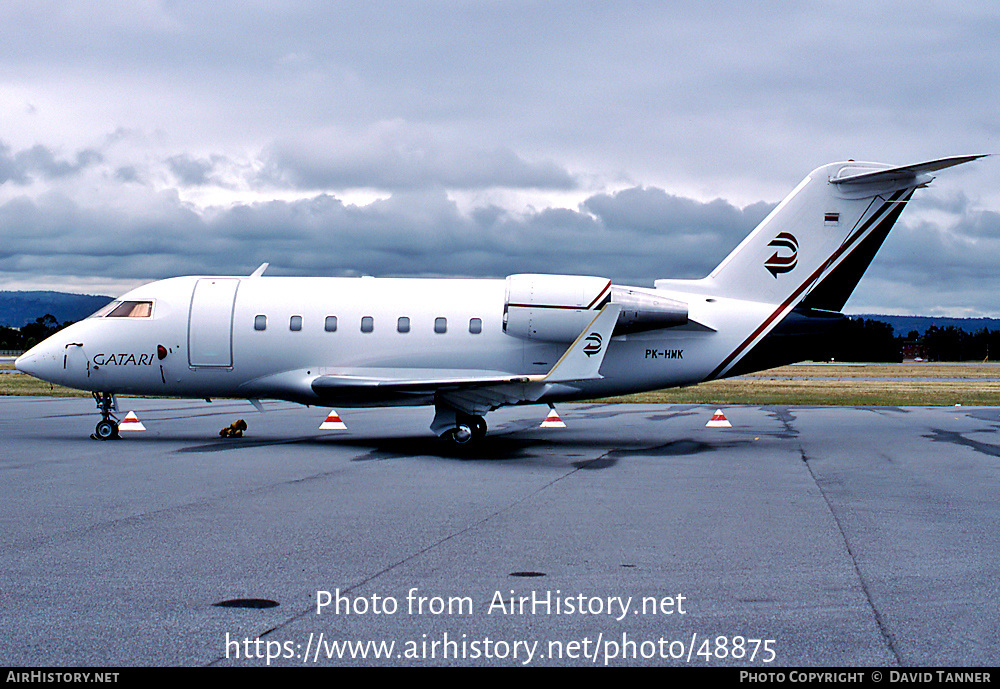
[764,232,798,278]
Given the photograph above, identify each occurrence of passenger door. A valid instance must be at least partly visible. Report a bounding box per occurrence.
[188,278,239,368]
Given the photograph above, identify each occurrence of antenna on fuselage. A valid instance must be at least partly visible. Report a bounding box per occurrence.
[249,262,269,278]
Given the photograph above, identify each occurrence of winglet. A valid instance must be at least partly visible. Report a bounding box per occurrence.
[249,263,269,278]
[544,303,622,383]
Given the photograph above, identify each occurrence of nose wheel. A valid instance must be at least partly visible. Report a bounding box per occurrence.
[94,418,120,440]
[91,392,120,440]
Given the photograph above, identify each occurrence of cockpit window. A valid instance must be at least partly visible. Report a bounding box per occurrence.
[107,301,154,318]
[87,301,119,319]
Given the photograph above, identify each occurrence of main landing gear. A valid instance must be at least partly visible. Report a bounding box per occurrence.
[92,392,120,440]
[432,405,488,446]
[443,413,488,446]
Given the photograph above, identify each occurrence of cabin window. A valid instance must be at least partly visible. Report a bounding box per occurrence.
[361,316,374,333]
[397,316,410,333]
[254,315,267,331]
[107,300,153,318]
[434,317,447,334]
[469,318,482,334]
[289,315,302,331]
[325,316,338,332]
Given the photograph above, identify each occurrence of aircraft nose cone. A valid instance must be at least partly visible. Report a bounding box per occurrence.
[15,340,61,381]
[14,350,40,377]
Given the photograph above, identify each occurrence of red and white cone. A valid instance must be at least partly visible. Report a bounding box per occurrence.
[705,409,732,428]
[119,411,146,432]
[319,410,347,430]
[540,406,566,428]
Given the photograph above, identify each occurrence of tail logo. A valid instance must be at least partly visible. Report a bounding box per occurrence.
[764,232,798,278]
[583,332,603,357]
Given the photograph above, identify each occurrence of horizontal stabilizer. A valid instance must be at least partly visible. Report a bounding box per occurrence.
[830,155,986,185]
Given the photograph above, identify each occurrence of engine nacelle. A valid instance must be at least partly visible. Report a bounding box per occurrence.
[504,274,688,342]
[504,274,612,342]
[611,286,688,334]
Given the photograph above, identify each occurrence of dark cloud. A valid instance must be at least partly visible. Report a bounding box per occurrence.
[583,187,772,239]
[844,208,1000,315]
[0,185,767,286]
[952,209,1000,240]
[166,154,230,186]
[114,166,142,184]
[0,141,102,185]
[0,143,30,185]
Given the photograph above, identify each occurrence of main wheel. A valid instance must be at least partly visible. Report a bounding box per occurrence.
[95,419,118,440]
[446,424,474,445]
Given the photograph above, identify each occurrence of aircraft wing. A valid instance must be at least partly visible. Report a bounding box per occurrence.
[311,369,544,413]
[311,369,540,393]
[310,303,622,414]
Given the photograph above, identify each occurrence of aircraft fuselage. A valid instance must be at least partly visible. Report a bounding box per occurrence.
[20,274,737,406]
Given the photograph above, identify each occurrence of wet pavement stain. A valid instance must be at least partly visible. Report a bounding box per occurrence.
[765,407,797,439]
[572,455,617,470]
[925,429,1000,458]
[859,406,911,416]
[645,411,700,422]
[962,409,1000,427]
[606,438,726,459]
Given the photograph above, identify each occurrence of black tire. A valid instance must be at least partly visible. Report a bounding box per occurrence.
[471,416,487,441]
[95,420,118,440]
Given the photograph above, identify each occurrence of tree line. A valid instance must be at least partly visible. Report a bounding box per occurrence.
[818,317,1000,363]
[0,315,71,352]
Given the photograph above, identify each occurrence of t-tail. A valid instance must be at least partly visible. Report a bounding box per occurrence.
[656,155,986,379]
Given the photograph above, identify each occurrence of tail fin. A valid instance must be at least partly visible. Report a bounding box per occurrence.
[688,155,984,309]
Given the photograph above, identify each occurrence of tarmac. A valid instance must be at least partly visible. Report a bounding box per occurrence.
[2,396,999,667]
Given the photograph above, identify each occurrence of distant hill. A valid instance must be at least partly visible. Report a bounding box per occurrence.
[855,314,1000,338]
[0,291,114,327]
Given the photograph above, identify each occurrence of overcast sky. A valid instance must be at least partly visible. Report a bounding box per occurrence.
[1,1,998,315]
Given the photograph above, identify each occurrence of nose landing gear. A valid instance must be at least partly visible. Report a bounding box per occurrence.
[91,392,120,440]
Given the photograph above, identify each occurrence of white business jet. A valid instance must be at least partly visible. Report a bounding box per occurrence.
[15,155,984,444]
